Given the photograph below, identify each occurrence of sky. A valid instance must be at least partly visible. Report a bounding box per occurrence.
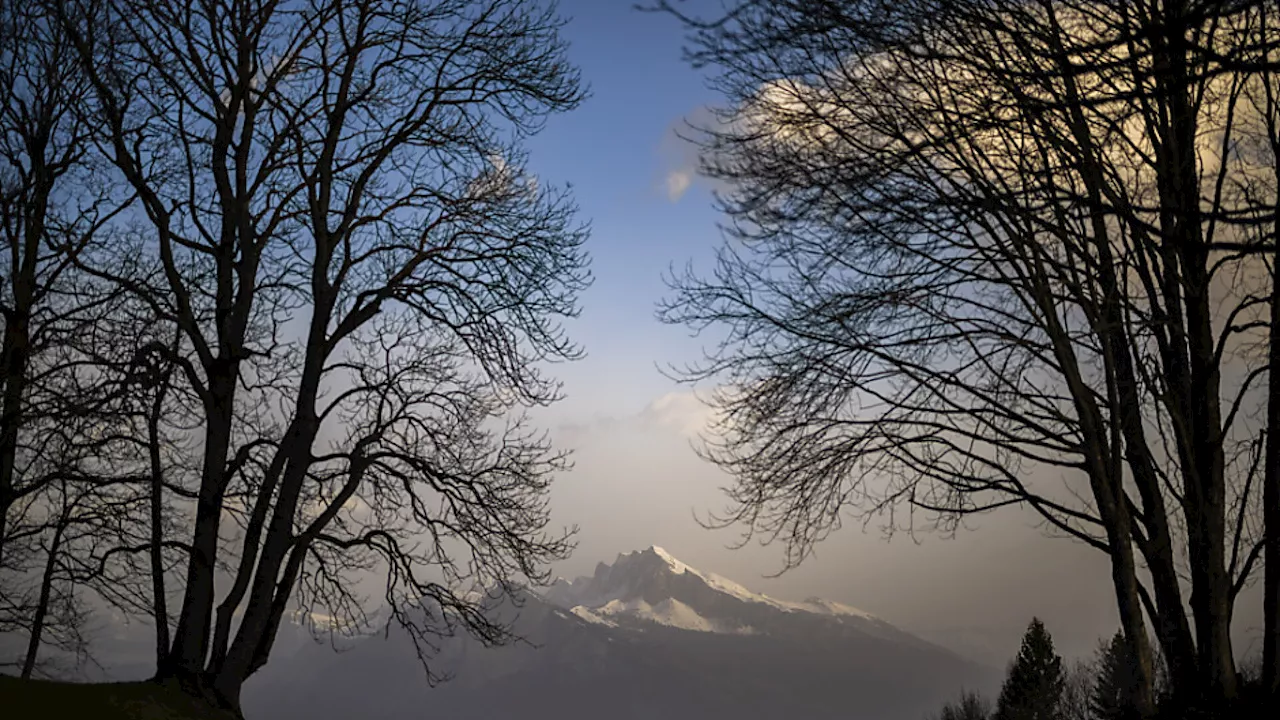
[0,0,1265,687]
[481,0,1263,667]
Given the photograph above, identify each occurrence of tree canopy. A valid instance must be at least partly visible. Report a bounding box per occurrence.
[656,0,1280,712]
[2,0,590,711]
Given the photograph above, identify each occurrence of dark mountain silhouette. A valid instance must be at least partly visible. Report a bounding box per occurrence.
[243,546,998,720]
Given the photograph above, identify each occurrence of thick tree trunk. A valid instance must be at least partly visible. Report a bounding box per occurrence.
[212,407,318,703]
[210,283,335,705]
[0,130,48,575]
[0,310,31,573]
[1043,16,1202,707]
[1176,132,1238,713]
[159,374,238,686]
[1131,493,1199,705]
[1178,209,1235,704]
[1105,507,1159,718]
[1153,0,1236,703]
[208,445,288,675]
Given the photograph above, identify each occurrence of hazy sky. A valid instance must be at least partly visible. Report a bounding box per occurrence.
[494,0,1271,668]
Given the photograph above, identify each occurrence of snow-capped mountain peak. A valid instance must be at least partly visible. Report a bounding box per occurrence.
[543,545,882,636]
[647,545,690,573]
[247,545,997,720]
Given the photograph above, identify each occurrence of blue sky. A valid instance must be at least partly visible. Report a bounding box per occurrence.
[487,0,1126,664]
[493,0,1267,667]
[522,0,719,421]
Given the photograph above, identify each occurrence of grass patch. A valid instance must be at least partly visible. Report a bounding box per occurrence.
[0,674,241,720]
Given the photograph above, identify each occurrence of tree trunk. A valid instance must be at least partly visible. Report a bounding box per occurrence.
[0,310,31,573]
[207,444,288,675]
[148,374,170,666]
[21,513,65,679]
[211,282,335,705]
[0,123,48,575]
[1153,0,1236,702]
[1263,241,1280,693]
[1105,509,1159,718]
[159,373,237,687]
[212,410,317,705]
[1042,16,1201,705]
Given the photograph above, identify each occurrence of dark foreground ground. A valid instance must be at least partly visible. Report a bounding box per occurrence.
[5,672,1277,720]
[0,675,240,720]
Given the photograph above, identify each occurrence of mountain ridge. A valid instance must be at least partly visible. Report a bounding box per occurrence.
[546,545,877,619]
[244,545,999,720]
[538,545,948,651]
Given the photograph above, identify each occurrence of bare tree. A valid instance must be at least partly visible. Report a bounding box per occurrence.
[19,474,109,680]
[0,0,134,675]
[1244,7,1280,692]
[1061,659,1097,720]
[655,0,1279,714]
[0,0,106,577]
[51,0,589,711]
[931,689,992,720]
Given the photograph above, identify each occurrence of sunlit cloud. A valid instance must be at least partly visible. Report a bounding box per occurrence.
[639,390,717,438]
[664,169,692,202]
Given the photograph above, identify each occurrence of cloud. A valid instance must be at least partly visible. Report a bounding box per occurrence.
[553,389,724,445]
[466,151,540,202]
[665,169,693,202]
[639,390,718,438]
[657,105,743,203]
[656,106,723,203]
[555,414,623,445]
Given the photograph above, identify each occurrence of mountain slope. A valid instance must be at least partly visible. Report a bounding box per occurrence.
[546,546,934,647]
[244,547,998,720]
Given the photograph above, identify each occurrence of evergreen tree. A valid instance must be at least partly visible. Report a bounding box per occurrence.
[995,618,1066,720]
[1091,632,1141,720]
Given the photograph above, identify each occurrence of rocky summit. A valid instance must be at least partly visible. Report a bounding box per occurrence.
[242,546,997,720]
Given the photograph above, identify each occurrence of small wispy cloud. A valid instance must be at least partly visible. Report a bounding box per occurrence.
[665,169,693,202]
[554,389,724,444]
[659,105,732,203]
[639,390,717,438]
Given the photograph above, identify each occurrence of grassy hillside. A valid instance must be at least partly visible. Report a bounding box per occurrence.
[0,675,240,720]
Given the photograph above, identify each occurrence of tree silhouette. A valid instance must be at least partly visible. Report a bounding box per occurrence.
[0,0,135,676]
[1091,632,1142,720]
[995,619,1065,720]
[42,0,590,711]
[653,0,1280,711]
[934,689,991,720]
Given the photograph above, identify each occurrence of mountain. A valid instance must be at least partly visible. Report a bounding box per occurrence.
[243,547,998,720]
[545,546,929,646]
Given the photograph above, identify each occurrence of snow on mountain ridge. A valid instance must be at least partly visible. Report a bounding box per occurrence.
[647,545,691,574]
[636,546,875,620]
[544,545,878,635]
